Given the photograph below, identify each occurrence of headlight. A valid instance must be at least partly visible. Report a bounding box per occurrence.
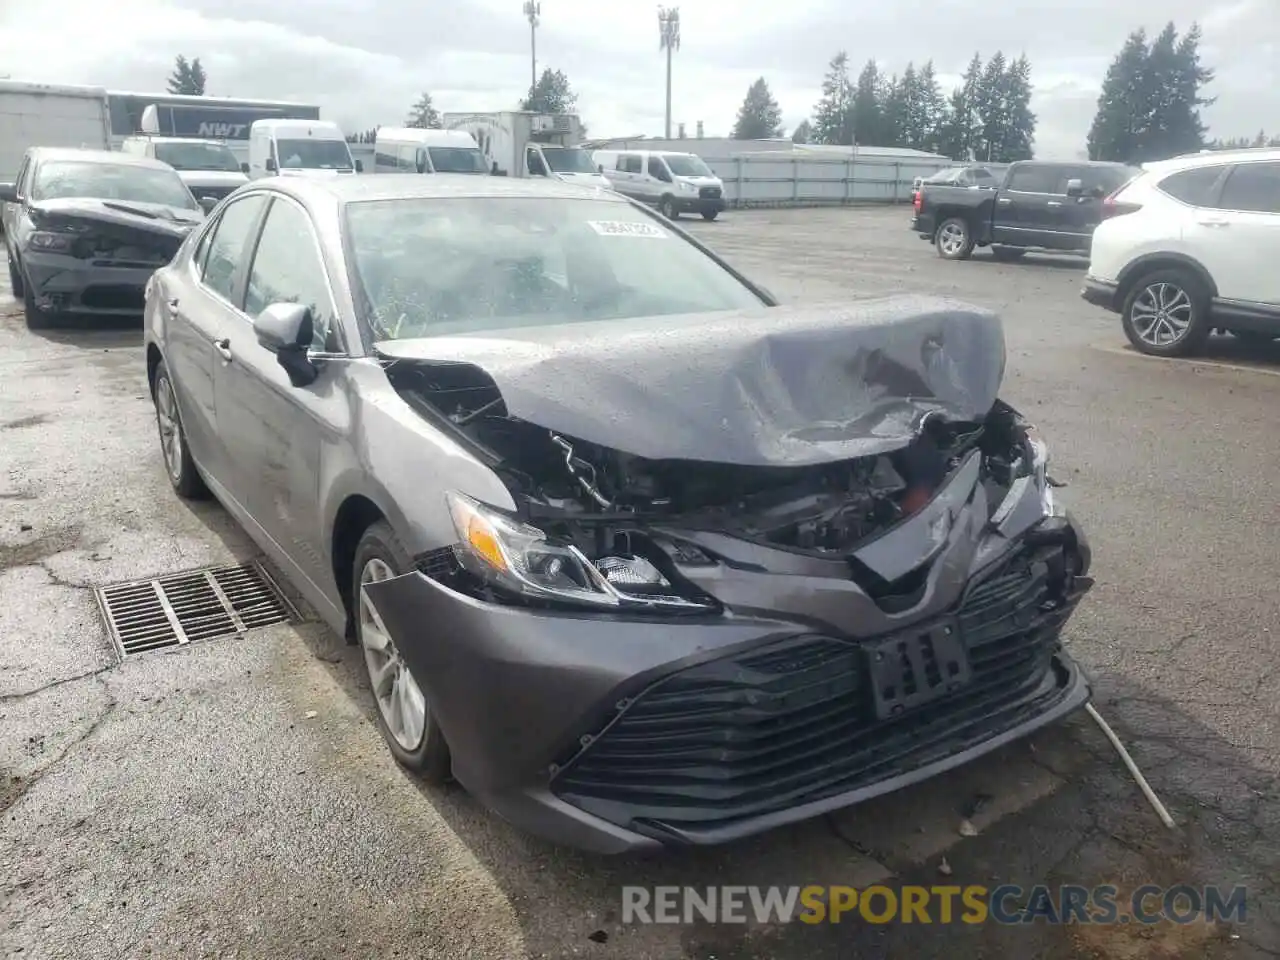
[680,181,696,191]
[29,231,73,252]
[445,492,714,611]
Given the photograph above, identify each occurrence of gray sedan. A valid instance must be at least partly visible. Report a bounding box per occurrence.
[144,174,1095,853]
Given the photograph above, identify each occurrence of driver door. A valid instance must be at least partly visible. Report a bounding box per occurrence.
[212,193,349,593]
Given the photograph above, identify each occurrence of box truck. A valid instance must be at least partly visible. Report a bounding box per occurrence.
[0,80,112,184]
[441,111,610,190]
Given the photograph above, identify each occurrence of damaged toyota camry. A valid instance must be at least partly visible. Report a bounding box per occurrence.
[144,175,1093,853]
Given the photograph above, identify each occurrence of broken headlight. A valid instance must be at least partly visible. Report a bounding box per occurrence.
[445,491,714,611]
[1024,425,1064,518]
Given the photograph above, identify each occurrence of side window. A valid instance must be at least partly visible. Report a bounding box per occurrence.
[396,145,416,171]
[201,194,268,303]
[191,217,217,275]
[1157,165,1226,207]
[243,199,339,352]
[374,148,397,170]
[647,157,668,180]
[1007,165,1063,194]
[1217,162,1280,214]
[622,155,643,174]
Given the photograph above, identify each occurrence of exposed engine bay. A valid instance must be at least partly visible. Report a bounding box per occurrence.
[29,202,192,267]
[388,360,1047,602]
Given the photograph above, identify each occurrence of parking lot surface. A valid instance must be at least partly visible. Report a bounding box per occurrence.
[2,205,1278,959]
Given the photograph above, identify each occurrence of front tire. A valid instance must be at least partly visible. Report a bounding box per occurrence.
[353,521,452,783]
[659,195,678,219]
[1120,269,1211,357]
[7,250,23,297]
[701,209,719,221]
[152,359,209,499]
[21,267,50,329]
[935,217,975,260]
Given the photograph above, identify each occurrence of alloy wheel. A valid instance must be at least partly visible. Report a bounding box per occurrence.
[1130,282,1193,348]
[155,374,184,483]
[937,222,967,256]
[359,558,427,751]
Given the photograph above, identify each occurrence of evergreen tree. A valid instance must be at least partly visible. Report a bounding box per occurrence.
[166,55,206,96]
[1087,23,1213,162]
[915,61,946,152]
[1000,55,1036,161]
[790,119,813,144]
[812,51,853,145]
[974,51,1007,162]
[521,68,578,114]
[851,59,883,145]
[405,92,441,128]
[880,72,906,148]
[731,77,783,139]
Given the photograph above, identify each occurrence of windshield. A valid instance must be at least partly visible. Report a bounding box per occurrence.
[542,147,598,174]
[154,141,242,173]
[345,197,765,340]
[664,155,713,178]
[427,147,487,174]
[31,160,197,209]
[276,139,353,170]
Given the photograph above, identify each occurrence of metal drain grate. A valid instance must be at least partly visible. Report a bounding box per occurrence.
[95,561,298,658]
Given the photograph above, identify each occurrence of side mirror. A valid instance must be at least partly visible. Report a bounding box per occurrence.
[265,157,278,173]
[240,162,250,175]
[253,302,318,387]
[355,159,364,173]
[0,183,17,203]
[597,163,604,173]
[1065,178,1084,198]
[198,196,218,214]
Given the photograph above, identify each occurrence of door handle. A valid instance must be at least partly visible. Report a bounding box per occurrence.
[997,198,1013,205]
[166,298,180,310]
[212,337,233,362]
[1197,219,1230,228]
[1046,201,1063,207]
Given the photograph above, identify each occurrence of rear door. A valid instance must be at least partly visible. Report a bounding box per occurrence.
[1059,165,1136,249]
[1196,160,1280,308]
[994,163,1070,247]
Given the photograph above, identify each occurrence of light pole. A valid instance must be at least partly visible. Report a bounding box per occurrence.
[657,6,680,140]
[523,1,541,97]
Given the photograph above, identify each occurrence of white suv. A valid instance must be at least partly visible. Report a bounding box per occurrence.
[1082,148,1280,356]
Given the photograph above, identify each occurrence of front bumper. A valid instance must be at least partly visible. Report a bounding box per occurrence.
[365,514,1094,854]
[20,251,161,316]
[911,213,936,239]
[1081,276,1119,311]
[674,192,725,215]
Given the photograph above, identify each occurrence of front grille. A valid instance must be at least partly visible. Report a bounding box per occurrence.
[81,284,146,310]
[553,547,1084,832]
[699,185,722,199]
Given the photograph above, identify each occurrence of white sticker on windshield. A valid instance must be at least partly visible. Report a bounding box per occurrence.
[586,220,669,238]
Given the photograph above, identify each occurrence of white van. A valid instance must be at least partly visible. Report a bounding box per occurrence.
[120,136,248,205]
[246,119,361,180]
[373,127,487,174]
[592,149,726,220]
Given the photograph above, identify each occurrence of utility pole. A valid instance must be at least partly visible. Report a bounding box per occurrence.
[658,6,680,140]
[523,1,541,98]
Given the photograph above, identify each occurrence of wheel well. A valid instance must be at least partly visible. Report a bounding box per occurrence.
[331,495,386,638]
[932,207,972,233]
[146,344,163,398]
[1117,255,1217,304]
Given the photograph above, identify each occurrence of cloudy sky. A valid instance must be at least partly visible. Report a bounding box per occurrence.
[1,0,1275,158]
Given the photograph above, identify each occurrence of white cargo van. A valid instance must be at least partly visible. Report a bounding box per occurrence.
[120,136,248,205]
[592,149,726,220]
[372,128,487,174]
[246,119,360,180]
[441,111,609,189]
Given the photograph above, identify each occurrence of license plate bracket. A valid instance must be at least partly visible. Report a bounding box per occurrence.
[867,620,972,720]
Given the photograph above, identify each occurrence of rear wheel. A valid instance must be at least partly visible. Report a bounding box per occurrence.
[935,217,975,260]
[353,521,452,783]
[701,209,719,221]
[1121,269,1211,357]
[659,195,679,219]
[153,359,208,499]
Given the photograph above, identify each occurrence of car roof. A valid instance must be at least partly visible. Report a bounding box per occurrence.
[29,147,174,170]
[257,173,629,205]
[1142,147,1280,175]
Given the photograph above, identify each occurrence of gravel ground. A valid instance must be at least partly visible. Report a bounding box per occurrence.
[1,204,1278,959]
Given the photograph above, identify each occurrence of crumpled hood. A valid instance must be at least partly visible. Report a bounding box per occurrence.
[554,172,611,189]
[375,296,1005,467]
[28,197,203,238]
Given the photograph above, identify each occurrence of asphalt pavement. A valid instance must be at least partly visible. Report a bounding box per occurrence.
[2,205,1278,959]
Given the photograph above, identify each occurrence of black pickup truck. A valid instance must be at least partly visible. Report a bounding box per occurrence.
[911,160,1140,261]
